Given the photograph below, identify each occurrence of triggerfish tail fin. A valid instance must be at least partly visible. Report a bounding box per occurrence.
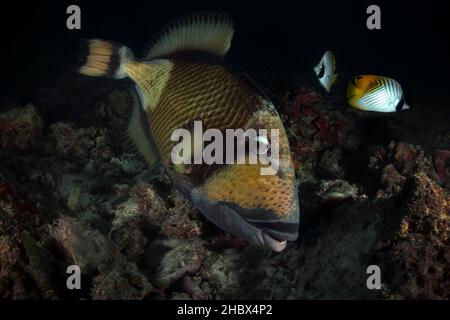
[78,39,134,79]
[145,11,234,60]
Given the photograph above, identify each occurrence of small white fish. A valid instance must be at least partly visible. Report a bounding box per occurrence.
[314,50,338,92]
[346,75,410,112]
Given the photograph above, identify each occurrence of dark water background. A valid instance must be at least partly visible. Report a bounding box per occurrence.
[0,0,449,108]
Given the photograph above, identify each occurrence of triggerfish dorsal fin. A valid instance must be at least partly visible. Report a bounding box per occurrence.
[144,11,234,60]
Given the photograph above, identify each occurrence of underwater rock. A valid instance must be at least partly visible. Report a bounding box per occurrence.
[389,141,436,178]
[91,262,153,300]
[286,88,353,148]
[435,132,450,151]
[434,149,450,188]
[284,88,360,181]
[110,199,147,262]
[199,247,266,299]
[316,179,360,205]
[199,248,250,299]
[66,181,91,212]
[58,174,83,200]
[49,122,113,163]
[180,276,207,300]
[170,292,192,300]
[111,183,130,197]
[209,232,250,251]
[0,235,33,299]
[369,141,439,197]
[21,233,58,299]
[147,239,206,289]
[161,213,202,240]
[0,232,58,299]
[317,147,345,179]
[51,216,153,299]
[0,176,17,221]
[376,172,450,299]
[378,164,406,198]
[0,104,43,152]
[198,245,302,299]
[95,89,135,151]
[0,172,50,229]
[130,182,203,240]
[132,182,168,227]
[0,167,62,297]
[0,236,20,270]
[161,191,202,240]
[110,154,145,178]
[283,199,384,299]
[51,217,119,274]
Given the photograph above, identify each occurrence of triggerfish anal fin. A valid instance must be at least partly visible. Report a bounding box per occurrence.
[144,11,234,60]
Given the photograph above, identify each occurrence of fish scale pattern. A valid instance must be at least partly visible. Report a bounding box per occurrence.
[149,61,259,164]
[125,58,297,216]
[200,161,297,216]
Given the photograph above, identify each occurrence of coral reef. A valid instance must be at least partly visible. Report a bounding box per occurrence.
[282,88,361,185]
[0,104,43,153]
[0,66,449,300]
[376,173,449,299]
[434,149,450,188]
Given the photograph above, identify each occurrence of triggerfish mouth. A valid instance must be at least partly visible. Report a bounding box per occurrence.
[78,11,299,252]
